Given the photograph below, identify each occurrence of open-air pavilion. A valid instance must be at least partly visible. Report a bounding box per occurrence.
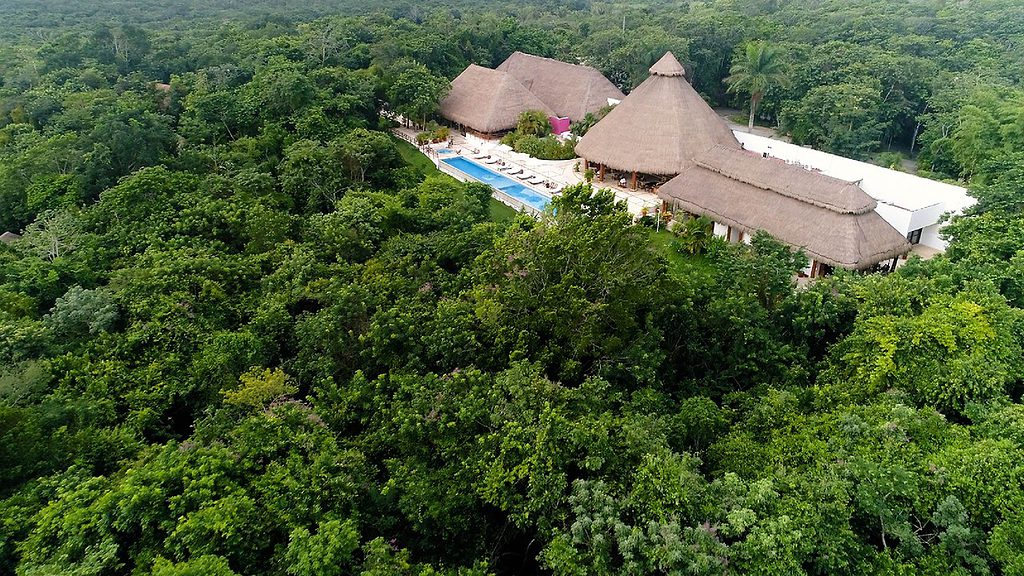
[574,52,738,191]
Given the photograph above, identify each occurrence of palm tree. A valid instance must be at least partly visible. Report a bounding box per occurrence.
[517,110,552,137]
[725,42,791,131]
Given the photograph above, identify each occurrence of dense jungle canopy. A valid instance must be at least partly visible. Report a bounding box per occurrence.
[1,1,1024,574]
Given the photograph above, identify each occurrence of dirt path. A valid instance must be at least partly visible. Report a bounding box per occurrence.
[714,107,791,142]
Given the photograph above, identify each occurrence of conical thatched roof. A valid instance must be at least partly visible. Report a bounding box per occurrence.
[660,147,911,270]
[440,64,554,135]
[0,231,20,243]
[496,52,624,121]
[574,52,738,175]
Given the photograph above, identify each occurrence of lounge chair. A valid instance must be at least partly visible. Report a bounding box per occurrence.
[516,172,532,180]
[528,176,546,186]
[483,157,499,164]
[506,168,523,176]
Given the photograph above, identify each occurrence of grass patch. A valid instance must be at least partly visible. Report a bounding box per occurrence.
[649,229,715,278]
[489,198,518,222]
[393,136,440,175]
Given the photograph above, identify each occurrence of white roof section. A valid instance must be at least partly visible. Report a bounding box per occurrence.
[733,131,975,250]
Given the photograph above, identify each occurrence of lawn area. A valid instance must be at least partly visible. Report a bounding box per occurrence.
[393,135,519,224]
[393,137,440,175]
[649,229,715,278]
[489,198,518,222]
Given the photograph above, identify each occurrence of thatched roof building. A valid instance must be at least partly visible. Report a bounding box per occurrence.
[496,52,624,121]
[0,231,21,244]
[660,146,912,270]
[439,64,554,135]
[574,52,738,175]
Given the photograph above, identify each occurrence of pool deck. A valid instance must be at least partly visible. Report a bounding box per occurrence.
[393,127,661,216]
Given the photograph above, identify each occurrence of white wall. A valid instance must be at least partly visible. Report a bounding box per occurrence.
[733,132,975,251]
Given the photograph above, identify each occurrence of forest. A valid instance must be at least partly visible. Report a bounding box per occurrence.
[1,0,1024,574]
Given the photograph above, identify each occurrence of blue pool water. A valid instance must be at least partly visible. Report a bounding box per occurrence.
[441,156,550,212]
[436,148,453,154]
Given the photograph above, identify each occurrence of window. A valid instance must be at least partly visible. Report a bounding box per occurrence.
[907,228,922,245]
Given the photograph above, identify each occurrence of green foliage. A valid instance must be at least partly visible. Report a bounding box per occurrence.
[152,555,240,576]
[385,61,451,127]
[223,367,298,411]
[0,3,1022,576]
[499,111,575,160]
[669,215,715,255]
[501,133,577,160]
[825,277,1023,413]
[43,285,117,337]
[780,81,886,159]
[725,41,791,129]
[515,110,551,137]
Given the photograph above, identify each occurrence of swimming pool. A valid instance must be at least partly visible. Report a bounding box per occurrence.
[441,156,551,212]
[436,148,454,154]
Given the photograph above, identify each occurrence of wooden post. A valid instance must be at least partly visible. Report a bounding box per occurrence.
[726,226,732,242]
[810,260,818,278]
[599,164,605,182]
[583,158,589,170]
[630,171,638,190]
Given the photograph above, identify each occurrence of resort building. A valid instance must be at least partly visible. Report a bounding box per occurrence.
[440,53,623,137]
[439,64,554,137]
[730,131,975,253]
[660,145,911,273]
[574,51,958,274]
[495,51,624,121]
[574,53,738,190]
[435,50,971,274]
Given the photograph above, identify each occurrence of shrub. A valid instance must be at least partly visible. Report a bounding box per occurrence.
[670,216,715,255]
[877,151,903,171]
[511,134,576,160]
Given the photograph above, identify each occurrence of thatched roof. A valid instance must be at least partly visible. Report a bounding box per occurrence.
[440,64,554,134]
[496,52,624,121]
[660,148,911,269]
[697,146,876,214]
[574,52,738,175]
[0,231,21,243]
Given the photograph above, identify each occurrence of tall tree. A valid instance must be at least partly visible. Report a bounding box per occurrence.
[725,41,791,131]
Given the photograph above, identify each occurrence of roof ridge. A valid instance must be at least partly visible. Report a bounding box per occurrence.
[695,146,875,214]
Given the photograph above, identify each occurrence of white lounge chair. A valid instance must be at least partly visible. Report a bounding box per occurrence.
[506,168,523,176]
[483,157,499,165]
[528,176,546,185]
[516,172,532,180]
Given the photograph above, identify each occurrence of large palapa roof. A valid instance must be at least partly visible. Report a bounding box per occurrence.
[574,52,739,175]
[660,145,911,269]
[496,51,624,121]
[439,64,554,134]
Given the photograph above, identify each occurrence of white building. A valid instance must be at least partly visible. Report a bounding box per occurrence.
[733,132,975,252]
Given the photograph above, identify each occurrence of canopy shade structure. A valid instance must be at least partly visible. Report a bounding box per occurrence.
[439,64,554,135]
[660,146,912,270]
[574,52,739,175]
[496,51,624,121]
